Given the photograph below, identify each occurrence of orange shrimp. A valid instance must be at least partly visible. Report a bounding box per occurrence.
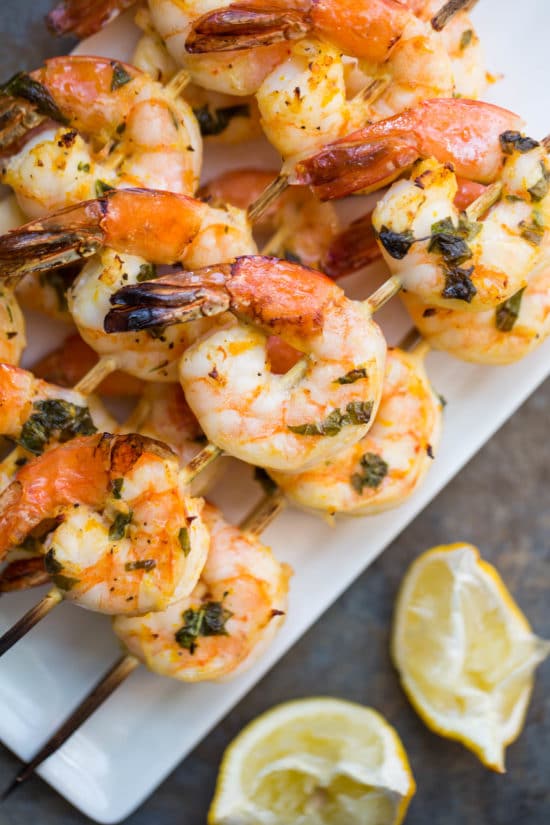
[0,433,210,615]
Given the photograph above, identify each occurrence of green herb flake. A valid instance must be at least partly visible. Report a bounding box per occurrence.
[519,219,545,246]
[377,226,415,260]
[254,467,278,496]
[428,216,480,267]
[193,104,250,137]
[137,263,157,282]
[442,265,477,303]
[351,452,389,494]
[336,367,368,385]
[527,163,550,202]
[109,510,133,541]
[44,548,63,575]
[77,161,91,173]
[52,574,80,591]
[95,179,115,197]
[437,393,447,409]
[459,29,473,49]
[495,288,525,332]
[288,401,373,437]
[499,131,540,155]
[174,601,233,654]
[178,527,191,556]
[125,559,156,571]
[110,62,133,91]
[18,399,97,455]
[111,478,123,499]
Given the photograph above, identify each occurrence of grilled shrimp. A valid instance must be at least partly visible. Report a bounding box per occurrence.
[292,97,523,200]
[0,433,210,615]
[270,346,442,515]
[0,56,202,218]
[46,0,136,38]
[113,501,291,681]
[199,168,339,269]
[0,287,25,365]
[403,260,550,365]
[0,188,256,381]
[373,138,550,310]
[106,255,387,472]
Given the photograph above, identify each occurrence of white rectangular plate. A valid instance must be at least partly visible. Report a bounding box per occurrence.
[1,1,549,821]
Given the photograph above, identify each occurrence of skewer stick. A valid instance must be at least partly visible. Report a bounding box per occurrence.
[0,588,62,657]
[465,181,502,221]
[73,354,119,394]
[0,653,140,801]
[431,0,479,31]
[0,489,281,799]
[365,275,402,313]
[248,174,289,224]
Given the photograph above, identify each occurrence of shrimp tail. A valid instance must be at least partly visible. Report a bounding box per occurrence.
[0,71,69,126]
[0,556,49,593]
[294,136,419,199]
[46,0,136,38]
[0,189,204,279]
[323,212,381,279]
[0,206,105,281]
[186,5,311,53]
[106,256,338,337]
[105,267,233,332]
[431,0,479,32]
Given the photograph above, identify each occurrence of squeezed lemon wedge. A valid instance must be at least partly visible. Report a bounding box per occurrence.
[208,697,415,825]
[391,542,550,772]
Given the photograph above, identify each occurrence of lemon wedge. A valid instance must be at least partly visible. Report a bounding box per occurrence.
[208,697,415,825]
[392,542,550,772]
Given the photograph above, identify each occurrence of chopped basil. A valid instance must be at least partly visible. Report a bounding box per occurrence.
[137,263,157,282]
[377,226,415,259]
[147,325,166,340]
[95,179,115,197]
[442,265,477,303]
[527,163,550,201]
[254,467,278,496]
[111,478,123,499]
[174,601,233,654]
[109,510,133,541]
[193,104,250,137]
[77,161,91,173]
[429,216,481,266]
[437,393,447,409]
[351,452,388,494]
[178,527,191,556]
[495,288,525,332]
[499,131,539,155]
[110,63,133,91]
[18,399,97,455]
[459,29,473,49]
[125,559,156,571]
[336,368,368,385]
[288,401,373,436]
[519,220,545,246]
[52,573,80,591]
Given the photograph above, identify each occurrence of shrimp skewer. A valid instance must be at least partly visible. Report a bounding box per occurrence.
[106,254,388,472]
[269,343,443,516]
[249,97,524,217]
[0,186,256,382]
[372,134,550,310]
[2,489,289,797]
[0,432,211,656]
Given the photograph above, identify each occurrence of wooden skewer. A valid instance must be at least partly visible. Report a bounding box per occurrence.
[0,490,284,799]
[0,588,62,657]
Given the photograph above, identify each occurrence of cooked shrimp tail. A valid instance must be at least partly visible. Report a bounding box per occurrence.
[46,0,137,38]
[0,556,48,593]
[0,189,204,280]
[186,5,310,53]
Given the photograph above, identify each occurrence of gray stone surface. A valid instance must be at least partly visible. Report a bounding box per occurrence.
[0,3,549,823]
